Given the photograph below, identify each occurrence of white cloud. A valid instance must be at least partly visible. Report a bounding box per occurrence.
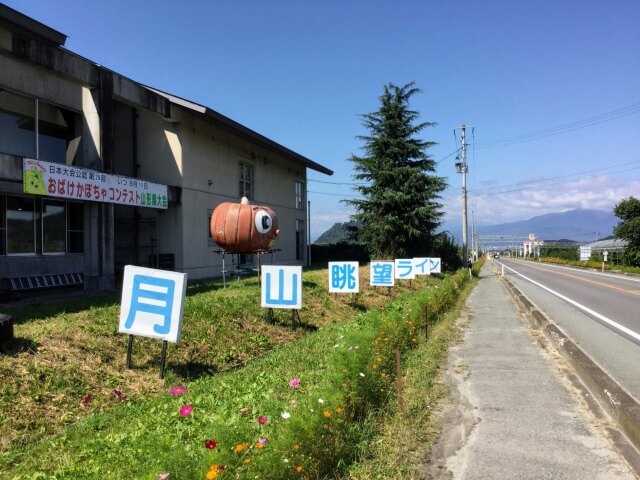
[442,175,640,226]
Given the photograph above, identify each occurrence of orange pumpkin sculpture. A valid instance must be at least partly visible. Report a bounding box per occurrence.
[210,197,280,253]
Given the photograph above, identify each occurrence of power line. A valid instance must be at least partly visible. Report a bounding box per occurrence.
[469,160,640,195]
[307,149,460,186]
[474,101,640,150]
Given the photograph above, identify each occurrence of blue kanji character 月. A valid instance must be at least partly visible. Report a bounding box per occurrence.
[124,274,175,335]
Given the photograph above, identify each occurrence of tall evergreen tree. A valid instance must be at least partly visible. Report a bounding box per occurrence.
[613,196,640,266]
[345,82,446,258]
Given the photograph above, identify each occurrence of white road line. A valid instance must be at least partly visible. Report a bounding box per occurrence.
[498,261,640,343]
[506,259,640,284]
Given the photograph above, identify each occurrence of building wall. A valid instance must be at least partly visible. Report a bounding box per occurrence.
[0,12,314,291]
[0,48,97,284]
[165,109,308,280]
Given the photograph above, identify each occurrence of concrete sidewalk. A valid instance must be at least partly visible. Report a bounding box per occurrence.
[427,262,635,479]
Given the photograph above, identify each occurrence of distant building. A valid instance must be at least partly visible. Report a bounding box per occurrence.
[0,4,332,293]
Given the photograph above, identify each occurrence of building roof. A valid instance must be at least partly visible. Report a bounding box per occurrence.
[582,238,628,251]
[0,3,66,46]
[145,86,334,176]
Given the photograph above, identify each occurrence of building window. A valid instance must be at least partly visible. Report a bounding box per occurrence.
[1,196,84,255]
[66,202,84,254]
[239,162,253,199]
[38,100,82,165]
[7,196,35,254]
[0,89,36,158]
[295,180,304,209]
[42,200,66,254]
[0,196,6,255]
[0,88,82,164]
[296,219,305,261]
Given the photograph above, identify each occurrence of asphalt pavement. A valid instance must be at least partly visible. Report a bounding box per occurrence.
[426,261,635,479]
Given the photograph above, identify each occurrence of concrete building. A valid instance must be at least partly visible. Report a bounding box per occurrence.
[0,4,332,294]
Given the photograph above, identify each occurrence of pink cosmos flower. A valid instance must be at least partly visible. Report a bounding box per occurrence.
[288,378,301,388]
[258,438,268,445]
[169,386,187,396]
[155,474,170,480]
[257,416,268,424]
[81,393,93,406]
[114,389,126,401]
[180,404,193,417]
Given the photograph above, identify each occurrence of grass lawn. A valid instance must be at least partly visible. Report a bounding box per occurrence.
[0,264,475,479]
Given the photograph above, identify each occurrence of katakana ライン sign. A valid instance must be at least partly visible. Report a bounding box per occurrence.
[370,261,395,287]
[329,261,359,293]
[428,257,442,274]
[412,258,430,275]
[261,265,302,309]
[394,259,415,279]
[23,158,168,209]
[118,266,187,343]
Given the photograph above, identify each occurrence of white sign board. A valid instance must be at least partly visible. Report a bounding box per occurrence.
[370,261,395,287]
[394,259,416,279]
[261,265,302,309]
[428,257,442,274]
[413,258,431,275]
[119,265,187,343]
[328,261,359,293]
[579,246,592,261]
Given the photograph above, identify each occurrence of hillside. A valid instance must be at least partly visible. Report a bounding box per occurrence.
[314,220,362,244]
[477,208,618,241]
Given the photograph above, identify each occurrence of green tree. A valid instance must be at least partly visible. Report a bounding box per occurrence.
[345,82,446,258]
[613,196,640,266]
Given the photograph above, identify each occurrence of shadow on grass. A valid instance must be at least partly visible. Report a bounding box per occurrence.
[265,310,319,332]
[169,361,220,381]
[0,337,39,356]
[3,293,119,325]
[348,302,368,312]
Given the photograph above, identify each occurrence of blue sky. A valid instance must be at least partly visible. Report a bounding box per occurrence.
[7,0,640,240]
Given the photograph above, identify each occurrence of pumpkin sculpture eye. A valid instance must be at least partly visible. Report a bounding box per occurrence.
[255,210,273,234]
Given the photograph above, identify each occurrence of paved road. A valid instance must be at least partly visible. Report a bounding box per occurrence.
[427,262,634,479]
[495,258,640,403]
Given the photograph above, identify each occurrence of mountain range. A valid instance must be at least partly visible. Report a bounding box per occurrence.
[450,208,618,243]
[314,209,619,245]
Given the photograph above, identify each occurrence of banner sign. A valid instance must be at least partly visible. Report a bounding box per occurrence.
[23,158,168,209]
[118,265,187,343]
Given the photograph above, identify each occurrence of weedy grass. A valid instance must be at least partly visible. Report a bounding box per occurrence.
[1,266,471,479]
[343,276,477,479]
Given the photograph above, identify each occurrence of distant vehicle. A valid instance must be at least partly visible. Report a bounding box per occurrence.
[493,253,500,258]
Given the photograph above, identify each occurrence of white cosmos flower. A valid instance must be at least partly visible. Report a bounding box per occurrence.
[281,411,291,419]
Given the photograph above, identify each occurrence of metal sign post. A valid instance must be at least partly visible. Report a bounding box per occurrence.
[118,265,187,379]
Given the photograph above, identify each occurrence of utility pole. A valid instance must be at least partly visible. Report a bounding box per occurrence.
[455,125,471,265]
[472,209,477,261]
